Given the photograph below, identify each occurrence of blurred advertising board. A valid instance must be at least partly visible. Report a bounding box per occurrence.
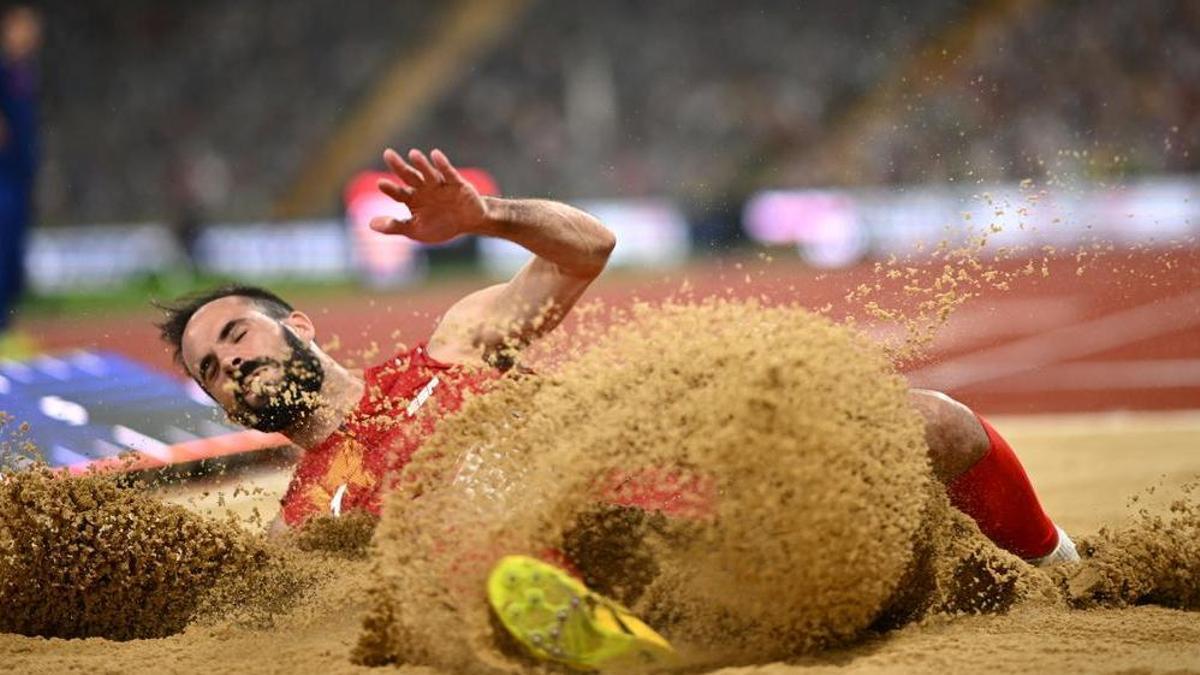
[344,171,421,288]
[196,220,350,280]
[743,190,868,267]
[23,177,1198,291]
[478,198,691,276]
[26,224,179,292]
[25,220,351,292]
[744,177,1200,265]
[343,168,500,288]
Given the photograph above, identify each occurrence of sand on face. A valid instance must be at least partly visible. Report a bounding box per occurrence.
[0,302,1198,673]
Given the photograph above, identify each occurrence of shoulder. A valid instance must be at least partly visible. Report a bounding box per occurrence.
[427,285,508,366]
[356,342,462,412]
[365,343,425,383]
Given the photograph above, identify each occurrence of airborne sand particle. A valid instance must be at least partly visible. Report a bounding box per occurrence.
[357,300,1056,671]
[0,298,1197,673]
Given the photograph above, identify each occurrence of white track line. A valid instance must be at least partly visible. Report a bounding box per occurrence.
[907,288,1200,390]
[926,296,1086,354]
[989,409,1200,436]
[862,296,1085,349]
[979,359,1200,391]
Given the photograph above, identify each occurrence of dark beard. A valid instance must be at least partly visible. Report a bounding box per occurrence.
[229,327,326,433]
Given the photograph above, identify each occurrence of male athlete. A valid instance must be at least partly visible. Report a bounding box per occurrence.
[158,148,1077,670]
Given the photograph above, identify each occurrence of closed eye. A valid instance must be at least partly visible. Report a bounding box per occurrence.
[199,355,216,383]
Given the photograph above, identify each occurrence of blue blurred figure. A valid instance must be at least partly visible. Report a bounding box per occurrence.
[0,5,39,349]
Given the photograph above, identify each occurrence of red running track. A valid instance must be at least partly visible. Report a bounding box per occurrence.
[21,247,1200,416]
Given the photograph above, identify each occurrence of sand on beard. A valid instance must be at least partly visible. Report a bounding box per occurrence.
[360,299,942,671]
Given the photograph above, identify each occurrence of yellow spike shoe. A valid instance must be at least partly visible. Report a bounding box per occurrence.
[487,554,675,671]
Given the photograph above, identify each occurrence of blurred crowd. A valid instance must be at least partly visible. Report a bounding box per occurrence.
[404,0,965,203]
[784,0,1200,187]
[405,0,1200,201]
[35,0,431,226]
[26,0,1200,227]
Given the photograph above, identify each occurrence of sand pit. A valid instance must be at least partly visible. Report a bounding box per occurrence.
[0,300,1198,673]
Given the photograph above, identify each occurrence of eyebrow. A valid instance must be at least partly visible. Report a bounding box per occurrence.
[197,318,246,382]
[219,318,244,342]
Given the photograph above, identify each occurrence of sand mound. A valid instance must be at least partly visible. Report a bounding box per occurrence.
[876,488,1061,630]
[0,468,274,639]
[360,299,935,670]
[294,511,379,559]
[1060,484,1200,611]
[0,467,357,640]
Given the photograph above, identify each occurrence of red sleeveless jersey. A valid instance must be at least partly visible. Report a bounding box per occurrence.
[279,343,497,526]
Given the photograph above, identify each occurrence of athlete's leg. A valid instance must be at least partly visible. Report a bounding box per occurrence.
[909,389,1077,564]
[907,389,990,481]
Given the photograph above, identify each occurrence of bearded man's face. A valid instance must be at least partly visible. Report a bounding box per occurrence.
[180,296,326,433]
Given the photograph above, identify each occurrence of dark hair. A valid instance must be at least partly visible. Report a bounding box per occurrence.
[154,284,294,367]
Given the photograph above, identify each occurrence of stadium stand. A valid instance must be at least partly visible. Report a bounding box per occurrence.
[36,0,435,224]
[399,0,967,201]
[772,0,1200,187]
[31,0,1200,224]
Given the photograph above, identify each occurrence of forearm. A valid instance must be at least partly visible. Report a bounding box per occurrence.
[474,197,616,278]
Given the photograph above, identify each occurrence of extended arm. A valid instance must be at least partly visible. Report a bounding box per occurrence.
[371,149,615,366]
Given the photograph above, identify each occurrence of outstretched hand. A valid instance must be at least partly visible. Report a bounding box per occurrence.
[370,148,489,244]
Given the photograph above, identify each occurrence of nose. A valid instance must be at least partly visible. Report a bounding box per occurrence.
[221,353,244,375]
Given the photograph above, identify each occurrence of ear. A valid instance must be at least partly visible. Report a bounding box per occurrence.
[281,310,316,342]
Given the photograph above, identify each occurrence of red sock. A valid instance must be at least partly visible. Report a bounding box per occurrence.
[947,415,1059,559]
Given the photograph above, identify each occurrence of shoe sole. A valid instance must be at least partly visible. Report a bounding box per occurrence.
[487,554,674,670]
